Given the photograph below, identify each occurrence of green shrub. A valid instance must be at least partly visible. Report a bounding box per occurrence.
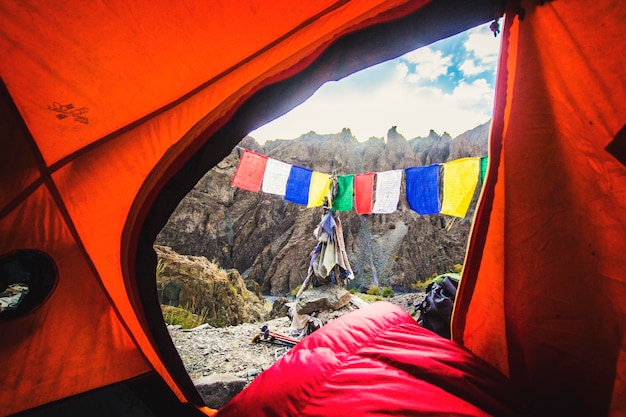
[411,277,435,292]
[366,286,381,296]
[211,317,225,328]
[291,284,302,297]
[353,292,382,303]
[382,286,395,298]
[161,305,207,329]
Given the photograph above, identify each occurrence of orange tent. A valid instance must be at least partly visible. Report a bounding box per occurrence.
[0,0,624,416]
[455,2,626,415]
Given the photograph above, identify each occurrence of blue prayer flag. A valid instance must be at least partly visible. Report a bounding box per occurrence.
[405,165,440,215]
[285,166,312,205]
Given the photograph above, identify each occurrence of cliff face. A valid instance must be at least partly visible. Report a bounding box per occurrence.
[156,121,489,295]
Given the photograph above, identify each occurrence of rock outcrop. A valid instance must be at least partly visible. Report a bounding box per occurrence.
[156,122,489,295]
[155,245,267,326]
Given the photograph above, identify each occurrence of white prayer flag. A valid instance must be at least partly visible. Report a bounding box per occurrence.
[372,170,403,213]
[262,158,292,195]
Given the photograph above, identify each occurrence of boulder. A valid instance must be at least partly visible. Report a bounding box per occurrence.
[296,286,352,315]
[266,297,291,320]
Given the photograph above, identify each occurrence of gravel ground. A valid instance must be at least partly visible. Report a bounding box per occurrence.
[168,294,425,385]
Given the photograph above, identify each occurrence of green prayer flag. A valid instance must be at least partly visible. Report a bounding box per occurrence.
[480,156,489,184]
[333,174,354,211]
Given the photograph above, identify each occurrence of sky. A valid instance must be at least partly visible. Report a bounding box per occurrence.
[248,22,501,144]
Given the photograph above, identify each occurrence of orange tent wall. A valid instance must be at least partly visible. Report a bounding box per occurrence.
[3,0,626,416]
[1,1,462,415]
[455,1,626,415]
[0,84,153,414]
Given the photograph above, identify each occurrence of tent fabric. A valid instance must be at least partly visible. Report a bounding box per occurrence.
[3,0,625,416]
[454,1,626,416]
[217,302,523,417]
[5,1,488,414]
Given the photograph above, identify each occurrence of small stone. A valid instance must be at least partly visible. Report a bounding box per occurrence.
[194,373,246,409]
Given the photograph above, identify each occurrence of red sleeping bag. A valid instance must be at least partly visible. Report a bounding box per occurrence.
[217,301,523,416]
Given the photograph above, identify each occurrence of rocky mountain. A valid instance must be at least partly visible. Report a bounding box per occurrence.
[155,121,490,295]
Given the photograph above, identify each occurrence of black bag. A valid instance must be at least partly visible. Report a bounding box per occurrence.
[417,274,459,339]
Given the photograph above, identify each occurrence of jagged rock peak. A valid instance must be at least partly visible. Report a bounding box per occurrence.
[272,129,359,146]
[386,126,412,150]
[239,136,262,151]
[427,129,443,141]
[339,127,354,140]
[386,126,406,142]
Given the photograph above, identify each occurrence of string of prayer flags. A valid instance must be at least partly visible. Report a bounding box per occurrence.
[440,157,480,218]
[231,147,487,218]
[262,158,292,195]
[333,175,354,211]
[373,170,403,213]
[405,165,441,215]
[354,172,375,214]
[285,166,312,205]
[231,150,268,192]
[479,156,489,184]
[307,172,332,208]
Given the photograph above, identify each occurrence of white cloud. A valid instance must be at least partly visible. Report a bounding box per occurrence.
[393,62,409,80]
[459,59,483,76]
[464,26,500,64]
[452,79,494,111]
[402,47,451,82]
[456,25,500,78]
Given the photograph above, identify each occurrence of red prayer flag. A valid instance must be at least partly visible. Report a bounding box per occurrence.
[231,150,268,192]
[354,172,375,214]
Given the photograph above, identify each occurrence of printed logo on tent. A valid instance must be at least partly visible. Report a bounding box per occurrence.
[48,102,89,124]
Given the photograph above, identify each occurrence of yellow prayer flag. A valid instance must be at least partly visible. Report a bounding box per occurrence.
[307,172,332,208]
[441,158,480,218]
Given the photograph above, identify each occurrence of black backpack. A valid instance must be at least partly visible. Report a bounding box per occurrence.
[417,274,459,339]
